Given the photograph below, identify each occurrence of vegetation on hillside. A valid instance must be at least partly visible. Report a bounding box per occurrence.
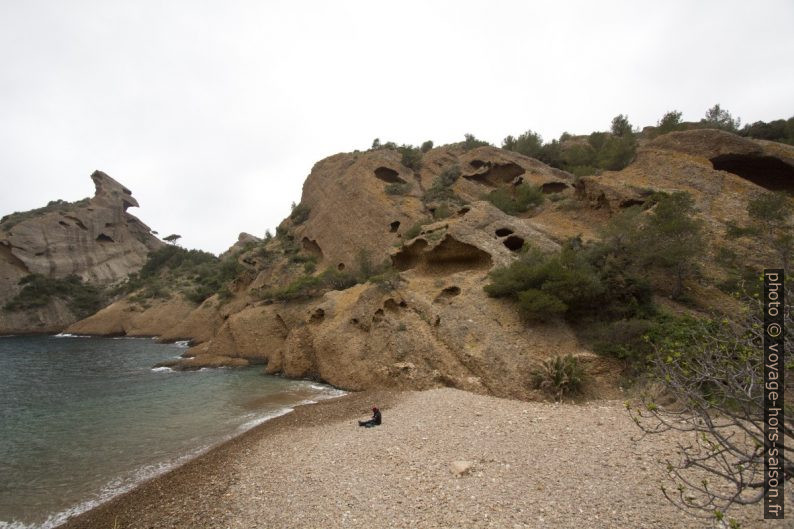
[3,274,104,318]
[1,198,90,232]
[119,245,243,304]
[485,183,545,215]
[485,191,705,367]
[253,248,398,302]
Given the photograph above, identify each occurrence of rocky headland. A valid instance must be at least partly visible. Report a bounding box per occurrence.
[0,171,162,334]
[2,128,793,400]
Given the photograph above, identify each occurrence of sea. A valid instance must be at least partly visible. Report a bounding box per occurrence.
[0,334,344,528]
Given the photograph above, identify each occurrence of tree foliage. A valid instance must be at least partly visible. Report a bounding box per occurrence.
[656,110,683,135]
[702,103,741,132]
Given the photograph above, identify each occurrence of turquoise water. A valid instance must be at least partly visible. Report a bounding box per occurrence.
[0,335,343,528]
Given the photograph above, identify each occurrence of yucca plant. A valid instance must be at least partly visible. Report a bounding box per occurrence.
[531,354,584,401]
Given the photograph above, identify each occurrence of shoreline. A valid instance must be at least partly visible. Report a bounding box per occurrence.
[56,389,395,529]
[55,387,790,529]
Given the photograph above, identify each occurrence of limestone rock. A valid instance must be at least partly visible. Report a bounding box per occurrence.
[450,460,474,477]
[220,232,262,259]
[0,170,162,333]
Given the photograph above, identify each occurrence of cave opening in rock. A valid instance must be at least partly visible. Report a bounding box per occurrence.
[374,167,406,184]
[457,206,471,216]
[463,162,526,187]
[392,236,492,275]
[711,154,794,194]
[503,235,524,252]
[541,182,569,194]
[337,263,345,271]
[443,286,461,296]
[310,308,325,323]
[389,221,401,233]
[619,199,645,208]
[96,233,114,243]
[494,228,514,237]
[58,221,69,227]
[301,237,324,259]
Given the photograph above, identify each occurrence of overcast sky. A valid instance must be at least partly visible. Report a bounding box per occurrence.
[1,1,793,254]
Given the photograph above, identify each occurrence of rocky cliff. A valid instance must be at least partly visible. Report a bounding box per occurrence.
[0,171,163,333]
[64,130,794,399]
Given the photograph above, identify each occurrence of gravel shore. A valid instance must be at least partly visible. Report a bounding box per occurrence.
[60,388,789,529]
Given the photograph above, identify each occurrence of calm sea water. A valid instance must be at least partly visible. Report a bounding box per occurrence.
[0,335,344,529]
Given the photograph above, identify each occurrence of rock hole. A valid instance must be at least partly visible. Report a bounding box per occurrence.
[495,228,514,237]
[503,235,524,252]
[301,238,324,259]
[58,221,69,227]
[350,318,359,325]
[96,233,114,243]
[541,182,569,194]
[463,162,526,187]
[392,235,492,275]
[310,308,325,323]
[469,160,488,169]
[374,167,406,184]
[710,154,794,194]
[372,308,385,324]
[64,216,88,230]
[399,300,407,308]
[434,315,441,327]
[457,206,470,216]
[384,299,400,312]
[619,199,645,208]
[338,263,345,271]
[434,286,461,303]
[105,222,116,228]
[389,221,401,233]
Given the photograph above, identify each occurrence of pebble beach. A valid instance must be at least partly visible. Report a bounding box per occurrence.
[59,388,790,529]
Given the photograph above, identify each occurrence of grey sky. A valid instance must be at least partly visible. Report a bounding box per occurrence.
[1,0,793,254]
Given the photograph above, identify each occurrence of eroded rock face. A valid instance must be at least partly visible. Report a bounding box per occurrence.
[0,171,162,333]
[286,145,574,272]
[65,132,794,400]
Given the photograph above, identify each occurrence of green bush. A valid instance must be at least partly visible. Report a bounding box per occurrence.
[610,114,634,137]
[516,289,567,321]
[438,165,461,187]
[741,118,794,144]
[531,354,584,401]
[420,140,434,153]
[596,135,636,171]
[462,133,490,151]
[701,103,740,132]
[656,110,683,135]
[399,145,423,171]
[502,130,543,159]
[290,202,311,224]
[4,274,105,318]
[122,245,242,304]
[486,183,544,215]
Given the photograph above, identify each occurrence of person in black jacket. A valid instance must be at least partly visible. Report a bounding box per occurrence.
[358,406,381,428]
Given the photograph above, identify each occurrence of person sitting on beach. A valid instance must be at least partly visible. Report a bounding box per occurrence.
[358,406,381,428]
